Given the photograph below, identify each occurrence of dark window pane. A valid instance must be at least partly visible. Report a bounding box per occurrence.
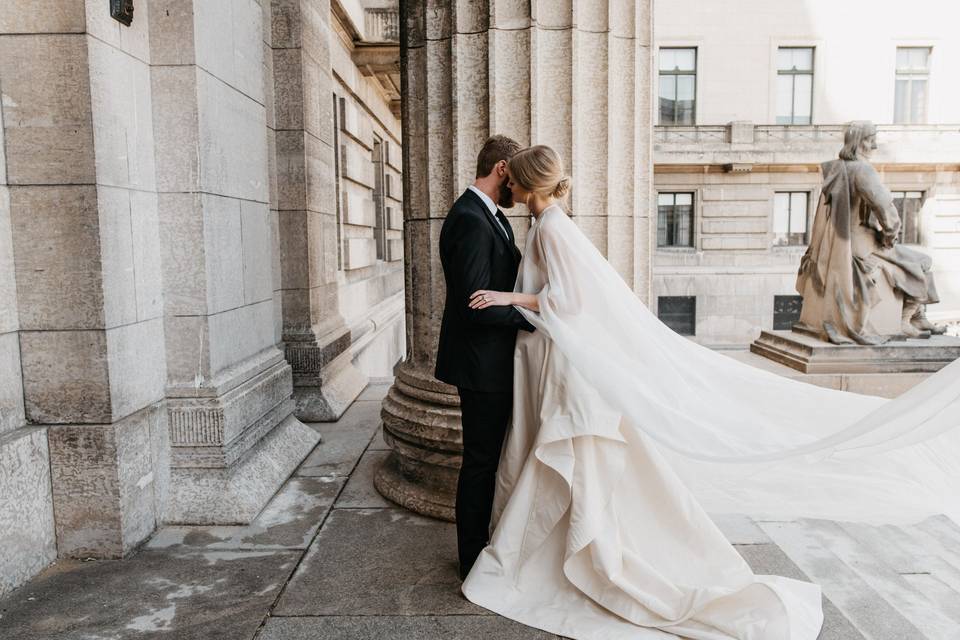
[658,48,696,125]
[774,295,803,330]
[892,191,923,244]
[659,76,677,123]
[656,193,695,247]
[658,296,696,336]
[894,78,910,123]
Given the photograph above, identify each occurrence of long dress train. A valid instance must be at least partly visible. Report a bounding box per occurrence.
[461,204,960,639]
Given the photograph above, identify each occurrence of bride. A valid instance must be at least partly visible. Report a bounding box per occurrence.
[460,145,960,639]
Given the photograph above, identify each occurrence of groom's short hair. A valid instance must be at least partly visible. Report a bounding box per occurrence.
[476,135,521,178]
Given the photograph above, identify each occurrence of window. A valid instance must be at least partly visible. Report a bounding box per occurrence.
[776,47,814,124]
[895,47,930,124]
[332,94,344,270]
[372,136,387,260]
[658,296,696,336]
[891,191,923,245]
[658,48,696,125]
[774,295,803,330]
[657,192,694,248]
[773,192,808,247]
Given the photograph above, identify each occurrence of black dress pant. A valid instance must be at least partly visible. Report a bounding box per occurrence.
[455,387,513,577]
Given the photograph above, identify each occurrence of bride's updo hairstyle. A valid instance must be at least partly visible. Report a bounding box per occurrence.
[508,145,571,201]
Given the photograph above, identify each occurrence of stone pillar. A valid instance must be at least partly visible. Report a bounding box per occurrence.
[0,3,169,558]
[268,0,368,421]
[149,0,319,523]
[376,0,655,520]
[0,10,56,593]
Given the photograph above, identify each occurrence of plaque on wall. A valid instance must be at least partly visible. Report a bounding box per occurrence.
[111,0,134,26]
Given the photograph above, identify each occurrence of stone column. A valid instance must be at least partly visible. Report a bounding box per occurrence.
[268,0,368,421]
[0,3,169,557]
[376,0,655,520]
[149,0,319,523]
[0,12,56,592]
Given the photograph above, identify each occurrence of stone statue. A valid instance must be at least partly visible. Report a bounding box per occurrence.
[795,121,944,345]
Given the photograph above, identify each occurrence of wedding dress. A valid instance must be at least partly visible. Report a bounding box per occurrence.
[461,204,960,639]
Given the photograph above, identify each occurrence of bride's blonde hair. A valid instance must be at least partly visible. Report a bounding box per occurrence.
[508,145,571,201]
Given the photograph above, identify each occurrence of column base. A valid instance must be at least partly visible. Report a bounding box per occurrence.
[375,362,461,522]
[47,403,169,559]
[165,414,320,524]
[293,349,368,422]
[0,426,57,597]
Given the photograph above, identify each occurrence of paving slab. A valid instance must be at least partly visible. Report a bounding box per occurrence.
[711,514,773,544]
[257,615,557,639]
[335,449,393,508]
[274,508,484,616]
[800,519,960,637]
[357,383,391,402]
[760,520,924,640]
[368,424,390,451]
[298,401,382,477]
[736,543,866,640]
[0,550,298,640]
[146,476,345,552]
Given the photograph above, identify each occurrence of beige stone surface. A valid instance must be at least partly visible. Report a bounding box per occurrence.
[0,332,24,435]
[0,188,16,336]
[87,35,157,192]
[148,0,197,64]
[241,200,275,304]
[304,133,335,214]
[48,404,167,558]
[0,426,56,598]
[10,185,105,330]
[196,68,269,202]
[84,0,151,64]
[0,34,95,185]
[20,330,111,424]
[208,301,278,377]
[150,65,201,192]
[96,186,140,328]
[157,192,207,315]
[202,193,246,314]
[195,0,265,104]
[129,190,165,320]
[272,47,305,130]
[0,1,85,33]
[105,318,167,420]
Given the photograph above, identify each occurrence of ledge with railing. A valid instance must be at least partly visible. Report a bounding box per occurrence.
[655,123,960,166]
[364,8,399,43]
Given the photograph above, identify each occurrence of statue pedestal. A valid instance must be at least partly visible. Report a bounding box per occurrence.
[744,330,960,398]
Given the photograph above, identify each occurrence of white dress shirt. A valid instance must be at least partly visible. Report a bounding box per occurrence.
[467,185,509,239]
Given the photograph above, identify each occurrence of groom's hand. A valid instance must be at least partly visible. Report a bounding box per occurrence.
[469,290,513,310]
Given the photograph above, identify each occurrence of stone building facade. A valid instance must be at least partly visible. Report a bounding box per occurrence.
[0,0,403,598]
[652,0,960,346]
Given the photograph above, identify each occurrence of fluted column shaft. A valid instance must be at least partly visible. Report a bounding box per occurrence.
[377,0,654,520]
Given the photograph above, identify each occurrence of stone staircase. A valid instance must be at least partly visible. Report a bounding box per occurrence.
[713,514,960,640]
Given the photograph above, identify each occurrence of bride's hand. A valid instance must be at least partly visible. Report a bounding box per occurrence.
[469,290,513,309]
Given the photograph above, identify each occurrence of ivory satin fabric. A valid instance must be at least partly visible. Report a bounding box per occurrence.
[461,204,960,639]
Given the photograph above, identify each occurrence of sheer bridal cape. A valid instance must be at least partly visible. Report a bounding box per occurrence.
[461,204,960,640]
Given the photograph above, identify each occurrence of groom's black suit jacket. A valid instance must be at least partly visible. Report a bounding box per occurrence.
[435,189,535,393]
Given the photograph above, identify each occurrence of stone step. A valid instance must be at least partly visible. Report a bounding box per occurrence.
[759,520,926,640]
[798,519,960,639]
[840,522,960,620]
[899,523,960,575]
[735,542,866,640]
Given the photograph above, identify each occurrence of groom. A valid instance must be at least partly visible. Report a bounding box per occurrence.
[435,134,536,580]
